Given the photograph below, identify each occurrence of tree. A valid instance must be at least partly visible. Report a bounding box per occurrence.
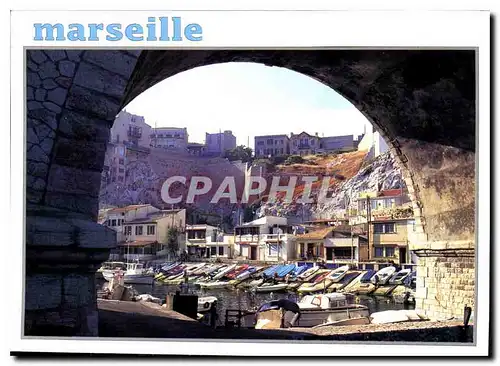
[166,227,180,259]
[284,155,305,165]
[223,145,253,163]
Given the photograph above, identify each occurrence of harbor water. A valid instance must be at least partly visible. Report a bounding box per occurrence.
[98,280,415,327]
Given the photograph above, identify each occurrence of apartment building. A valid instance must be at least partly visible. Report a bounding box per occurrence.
[289,131,321,156]
[150,127,189,151]
[101,204,186,261]
[185,224,232,258]
[319,134,356,153]
[205,130,237,155]
[233,216,296,262]
[254,134,290,158]
[348,188,414,264]
[110,110,152,148]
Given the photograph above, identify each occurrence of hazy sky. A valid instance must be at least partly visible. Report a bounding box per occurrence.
[124,62,372,145]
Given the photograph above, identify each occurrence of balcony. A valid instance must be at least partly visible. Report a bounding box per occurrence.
[262,234,289,242]
[235,234,260,243]
[128,128,142,138]
[297,144,311,149]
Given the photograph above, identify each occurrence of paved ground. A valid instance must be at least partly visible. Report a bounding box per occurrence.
[97,299,473,342]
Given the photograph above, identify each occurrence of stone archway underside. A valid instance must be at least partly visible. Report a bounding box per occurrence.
[26,49,475,336]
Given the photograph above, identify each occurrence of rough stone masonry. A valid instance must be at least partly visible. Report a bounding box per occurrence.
[25,49,476,336]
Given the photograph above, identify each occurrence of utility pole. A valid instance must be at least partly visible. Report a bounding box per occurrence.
[367,196,371,261]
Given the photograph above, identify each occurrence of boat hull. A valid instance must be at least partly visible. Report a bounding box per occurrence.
[254,283,289,293]
[122,274,154,285]
[292,306,370,328]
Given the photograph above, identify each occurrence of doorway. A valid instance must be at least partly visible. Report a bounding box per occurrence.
[250,246,257,260]
[399,247,407,264]
[326,248,334,261]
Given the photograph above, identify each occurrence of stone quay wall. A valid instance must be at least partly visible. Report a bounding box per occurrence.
[415,250,475,321]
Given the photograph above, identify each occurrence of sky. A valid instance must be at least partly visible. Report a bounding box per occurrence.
[124,62,372,146]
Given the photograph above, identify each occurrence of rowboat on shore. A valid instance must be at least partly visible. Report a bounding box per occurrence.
[253,282,289,293]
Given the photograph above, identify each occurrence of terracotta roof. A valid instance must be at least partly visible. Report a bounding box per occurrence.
[378,189,405,197]
[117,240,157,247]
[296,227,334,240]
[108,205,150,214]
[333,224,365,235]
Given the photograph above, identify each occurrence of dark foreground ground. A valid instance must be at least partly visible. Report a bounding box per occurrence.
[98,300,474,342]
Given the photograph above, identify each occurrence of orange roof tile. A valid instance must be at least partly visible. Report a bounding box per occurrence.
[108,205,150,214]
[296,227,334,240]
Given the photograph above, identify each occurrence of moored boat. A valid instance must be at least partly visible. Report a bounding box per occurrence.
[370,266,397,285]
[293,293,370,327]
[388,269,412,285]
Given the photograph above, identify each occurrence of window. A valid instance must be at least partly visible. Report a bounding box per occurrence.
[280,140,284,145]
[373,223,396,233]
[408,219,416,232]
[119,168,124,173]
[257,141,264,146]
[147,225,155,235]
[210,247,217,256]
[218,246,224,256]
[135,226,143,235]
[268,244,278,256]
[374,247,384,257]
[124,226,132,235]
[111,219,116,226]
[385,247,395,257]
[267,139,273,145]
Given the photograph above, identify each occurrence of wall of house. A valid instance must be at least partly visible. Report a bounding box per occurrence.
[357,127,389,159]
[320,135,355,152]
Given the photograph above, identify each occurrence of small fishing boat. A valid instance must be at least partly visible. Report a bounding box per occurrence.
[212,264,237,280]
[355,282,377,295]
[294,293,370,327]
[253,282,289,293]
[198,296,218,313]
[297,266,320,281]
[328,265,350,283]
[372,284,399,296]
[254,299,301,329]
[328,271,361,292]
[389,269,412,285]
[296,270,333,294]
[103,262,154,285]
[342,271,367,293]
[200,280,230,290]
[370,266,397,285]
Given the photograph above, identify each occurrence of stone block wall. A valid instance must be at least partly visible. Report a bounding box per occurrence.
[415,250,475,321]
[25,49,139,336]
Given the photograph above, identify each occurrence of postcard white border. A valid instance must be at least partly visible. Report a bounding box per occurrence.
[8,2,490,358]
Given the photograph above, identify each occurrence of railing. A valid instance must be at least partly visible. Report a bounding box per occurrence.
[262,234,289,241]
[235,234,260,243]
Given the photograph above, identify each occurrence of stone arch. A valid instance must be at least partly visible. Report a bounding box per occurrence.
[26,49,475,335]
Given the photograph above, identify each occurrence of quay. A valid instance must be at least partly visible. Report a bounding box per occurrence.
[97,299,473,342]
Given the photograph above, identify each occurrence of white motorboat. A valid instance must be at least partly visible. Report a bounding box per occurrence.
[254,282,289,293]
[212,264,237,280]
[292,293,370,327]
[200,281,230,290]
[328,265,350,283]
[370,266,397,285]
[198,296,218,313]
[297,267,319,281]
[388,269,412,285]
[103,262,154,285]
